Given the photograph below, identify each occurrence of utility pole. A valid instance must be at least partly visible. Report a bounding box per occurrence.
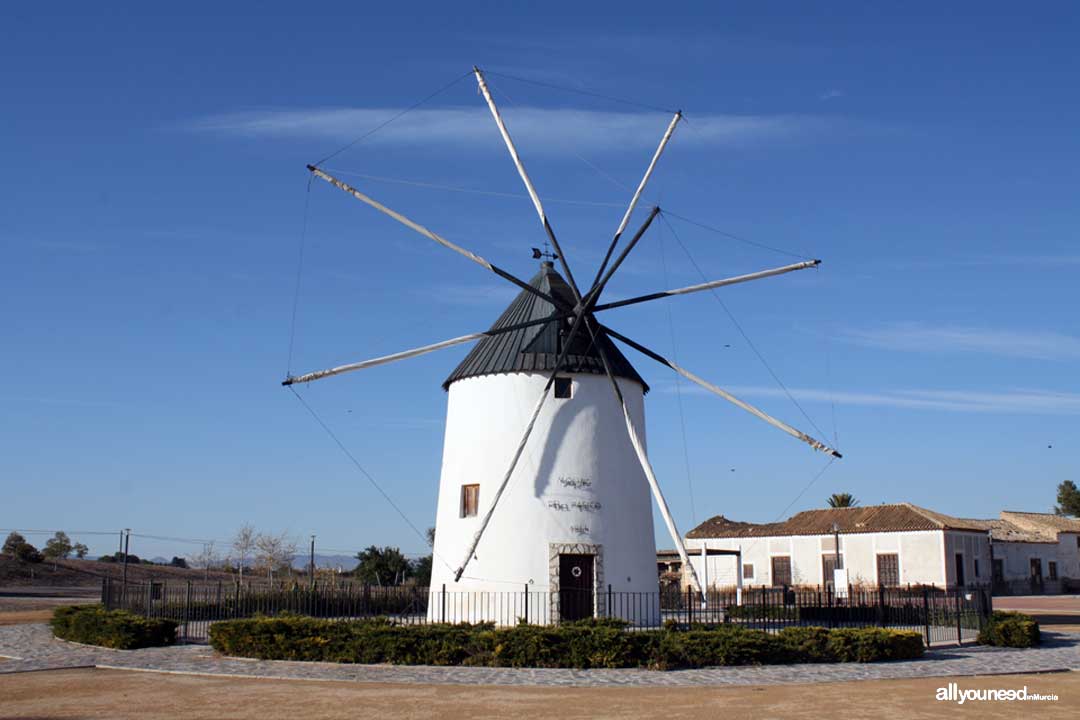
[309,535,316,588]
[122,528,131,589]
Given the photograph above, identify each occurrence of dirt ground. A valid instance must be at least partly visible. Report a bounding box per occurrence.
[0,668,1075,720]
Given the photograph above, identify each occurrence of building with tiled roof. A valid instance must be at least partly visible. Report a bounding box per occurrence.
[675,503,1080,594]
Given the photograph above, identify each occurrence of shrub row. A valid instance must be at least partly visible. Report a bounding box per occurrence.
[977,611,1041,648]
[50,605,178,649]
[208,615,924,669]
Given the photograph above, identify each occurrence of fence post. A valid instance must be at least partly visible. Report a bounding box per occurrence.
[954,590,963,646]
[607,584,612,619]
[524,584,529,624]
[441,583,446,624]
[235,581,241,619]
[686,585,693,626]
[877,584,885,627]
[101,577,108,610]
[922,587,931,646]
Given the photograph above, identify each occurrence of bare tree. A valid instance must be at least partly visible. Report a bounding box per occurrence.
[232,523,257,581]
[255,531,298,584]
[192,542,220,581]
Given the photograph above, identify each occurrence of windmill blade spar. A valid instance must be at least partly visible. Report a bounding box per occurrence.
[592,259,821,313]
[583,323,705,598]
[307,165,566,310]
[452,308,594,581]
[603,325,842,458]
[593,111,682,287]
[472,67,583,301]
[282,312,573,386]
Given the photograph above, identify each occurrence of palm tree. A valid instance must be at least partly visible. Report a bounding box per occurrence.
[827,493,859,508]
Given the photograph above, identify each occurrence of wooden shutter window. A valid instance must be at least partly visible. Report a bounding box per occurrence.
[770,556,792,586]
[876,553,900,587]
[460,484,479,518]
[742,563,754,579]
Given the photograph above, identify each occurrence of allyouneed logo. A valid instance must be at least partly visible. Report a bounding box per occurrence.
[935,682,1059,704]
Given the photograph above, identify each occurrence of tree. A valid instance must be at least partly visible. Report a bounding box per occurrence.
[2,532,26,557]
[43,532,74,561]
[254,531,297,583]
[232,523,257,581]
[72,543,89,559]
[2,532,42,564]
[354,546,411,586]
[1055,480,1080,517]
[411,555,433,587]
[169,556,188,569]
[827,493,859,508]
[412,526,435,587]
[192,542,220,581]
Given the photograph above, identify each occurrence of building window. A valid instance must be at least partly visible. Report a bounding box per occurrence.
[877,553,900,587]
[460,484,479,518]
[1030,558,1043,581]
[974,558,980,578]
[742,563,754,579]
[771,556,792,587]
[954,553,965,587]
[1049,561,1058,581]
[822,554,839,588]
[554,377,572,399]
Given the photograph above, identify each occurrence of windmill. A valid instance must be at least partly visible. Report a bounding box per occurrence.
[283,67,840,623]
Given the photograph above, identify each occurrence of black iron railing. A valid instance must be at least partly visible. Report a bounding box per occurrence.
[101,578,991,645]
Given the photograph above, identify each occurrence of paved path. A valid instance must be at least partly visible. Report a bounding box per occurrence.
[1,624,1077,688]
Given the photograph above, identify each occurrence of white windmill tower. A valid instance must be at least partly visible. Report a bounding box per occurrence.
[284,67,840,624]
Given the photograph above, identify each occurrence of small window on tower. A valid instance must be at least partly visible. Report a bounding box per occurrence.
[460,484,479,518]
[554,377,572,399]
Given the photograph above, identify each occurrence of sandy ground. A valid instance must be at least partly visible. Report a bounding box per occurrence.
[0,668,1075,720]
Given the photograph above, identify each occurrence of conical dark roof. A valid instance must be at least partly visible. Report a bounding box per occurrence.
[443,262,648,391]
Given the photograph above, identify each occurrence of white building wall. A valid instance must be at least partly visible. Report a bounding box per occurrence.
[1055,533,1080,580]
[686,530,950,589]
[943,531,992,587]
[429,372,658,624]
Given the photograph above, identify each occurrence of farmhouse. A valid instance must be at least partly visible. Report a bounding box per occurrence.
[674,504,1080,593]
[973,511,1080,594]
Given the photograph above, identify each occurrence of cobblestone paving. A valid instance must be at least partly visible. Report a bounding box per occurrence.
[1,624,1077,687]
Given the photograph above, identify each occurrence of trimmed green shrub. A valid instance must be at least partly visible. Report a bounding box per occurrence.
[825,627,925,662]
[50,605,178,649]
[977,611,1040,648]
[208,616,925,669]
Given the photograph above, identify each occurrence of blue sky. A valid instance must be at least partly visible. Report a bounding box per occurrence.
[2,2,1078,562]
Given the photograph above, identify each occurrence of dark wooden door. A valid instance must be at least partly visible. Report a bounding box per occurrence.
[954,553,965,588]
[771,556,792,587]
[559,554,594,621]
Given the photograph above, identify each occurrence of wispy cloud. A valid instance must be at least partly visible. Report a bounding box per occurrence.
[669,383,1080,415]
[819,89,845,102]
[189,106,823,152]
[842,323,1080,361]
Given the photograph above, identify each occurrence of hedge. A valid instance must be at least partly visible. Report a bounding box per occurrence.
[50,605,178,649]
[208,615,924,669]
[977,611,1041,648]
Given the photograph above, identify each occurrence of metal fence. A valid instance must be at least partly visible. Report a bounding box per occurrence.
[102,578,991,646]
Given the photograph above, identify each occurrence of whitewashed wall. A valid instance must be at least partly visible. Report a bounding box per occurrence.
[428,372,658,623]
[685,530,952,588]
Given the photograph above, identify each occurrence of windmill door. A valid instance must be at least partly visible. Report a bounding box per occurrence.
[559,554,594,622]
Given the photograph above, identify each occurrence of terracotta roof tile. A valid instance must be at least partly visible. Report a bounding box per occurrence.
[687,503,985,539]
